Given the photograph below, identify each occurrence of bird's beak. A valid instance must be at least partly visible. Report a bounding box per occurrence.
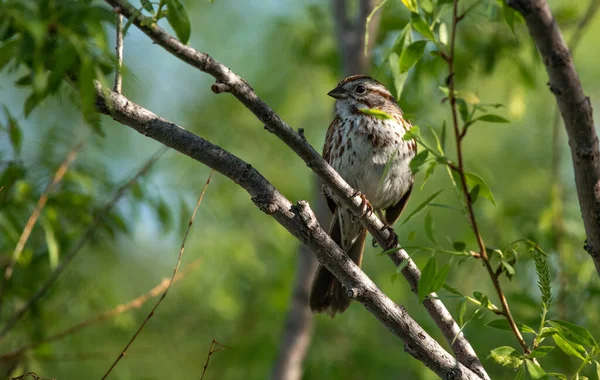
[327,86,348,100]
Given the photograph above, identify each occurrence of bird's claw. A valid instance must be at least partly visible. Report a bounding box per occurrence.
[373,225,399,249]
[350,191,373,223]
[382,225,399,248]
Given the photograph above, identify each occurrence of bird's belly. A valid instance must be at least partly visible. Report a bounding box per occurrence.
[332,133,414,210]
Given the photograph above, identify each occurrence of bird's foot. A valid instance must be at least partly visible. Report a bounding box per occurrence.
[350,191,373,222]
[372,225,399,248]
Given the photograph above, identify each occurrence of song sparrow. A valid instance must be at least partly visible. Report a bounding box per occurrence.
[310,75,416,316]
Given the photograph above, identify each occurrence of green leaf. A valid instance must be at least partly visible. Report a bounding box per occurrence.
[453,241,466,251]
[123,7,144,36]
[399,40,428,73]
[552,335,587,360]
[400,189,443,226]
[420,0,433,14]
[79,60,103,135]
[440,121,446,151]
[24,94,42,118]
[141,0,155,13]
[501,260,515,276]
[528,346,554,359]
[546,373,567,380]
[432,263,450,291]
[15,74,32,86]
[380,150,398,186]
[403,125,420,141]
[525,359,547,379]
[438,22,448,45]
[4,105,21,156]
[421,161,437,190]
[410,13,435,41]
[400,0,418,13]
[418,257,437,302]
[358,108,394,120]
[0,38,19,71]
[395,258,411,274]
[476,114,510,123]
[469,184,480,205]
[532,249,552,309]
[540,327,559,339]
[157,198,172,227]
[457,98,469,123]
[167,0,191,44]
[443,283,463,296]
[389,53,409,100]
[424,210,436,244]
[41,219,59,269]
[594,361,600,380]
[503,2,520,34]
[394,23,413,57]
[515,365,526,380]
[465,172,496,206]
[457,297,467,326]
[548,320,597,347]
[410,150,428,174]
[487,346,523,369]
[485,319,536,334]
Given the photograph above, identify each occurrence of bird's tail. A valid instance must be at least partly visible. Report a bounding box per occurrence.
[309,212,366,317]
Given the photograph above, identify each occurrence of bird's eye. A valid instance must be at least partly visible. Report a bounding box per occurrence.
[355,85,366,94]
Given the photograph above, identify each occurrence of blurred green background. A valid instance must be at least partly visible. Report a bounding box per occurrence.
[1,0,600,379]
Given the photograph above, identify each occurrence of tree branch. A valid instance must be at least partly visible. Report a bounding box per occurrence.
[507,0,600,274]
[444,0,530,356]
[100,1,488,377]
[93,84,480,379]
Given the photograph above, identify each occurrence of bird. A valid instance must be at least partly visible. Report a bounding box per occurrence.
[309,75,416,316]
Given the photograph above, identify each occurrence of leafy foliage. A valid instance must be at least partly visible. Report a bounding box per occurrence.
[0,0,115,130]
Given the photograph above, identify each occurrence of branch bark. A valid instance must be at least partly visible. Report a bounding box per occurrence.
[101,1,489,377]
[94,84,480,379]
[507,0,600,274]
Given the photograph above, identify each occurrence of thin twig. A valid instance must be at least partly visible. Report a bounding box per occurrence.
[444,0,530,354]
[101,169,215,379]
[113,13,124,93]
[0,259,202,362]
[11,372,54,380]
[0,141,85,316]
[200,339,231,380]
[568,0,600,53]
[0,147,167,340]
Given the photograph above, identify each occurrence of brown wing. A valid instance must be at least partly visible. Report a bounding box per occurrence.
[322,116,342,214]
[384,184,413,226]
